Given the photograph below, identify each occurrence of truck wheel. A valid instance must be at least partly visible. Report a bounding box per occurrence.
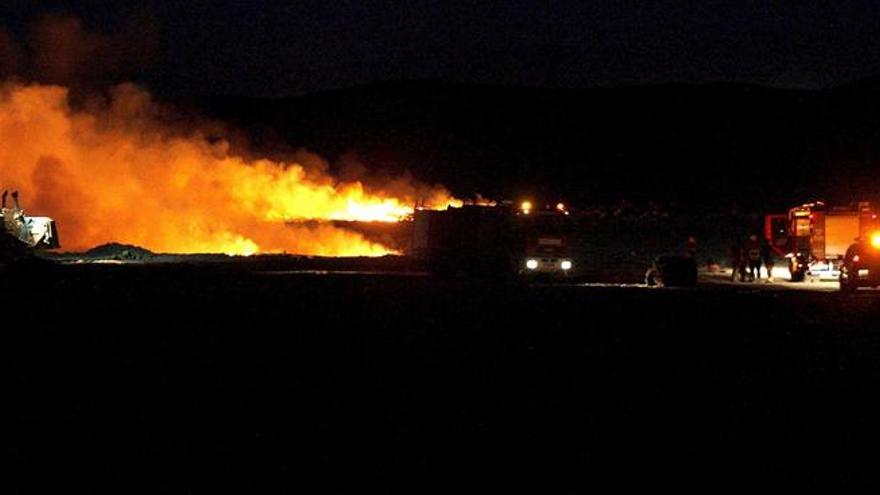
[789,269,805,282]
[839,271,857,293]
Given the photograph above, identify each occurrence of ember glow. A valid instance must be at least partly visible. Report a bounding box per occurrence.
[0,82,460,255]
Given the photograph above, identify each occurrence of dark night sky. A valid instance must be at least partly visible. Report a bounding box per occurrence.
[3,1,880,97]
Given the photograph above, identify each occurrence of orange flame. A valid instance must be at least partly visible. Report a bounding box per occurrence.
[0,82,459,255]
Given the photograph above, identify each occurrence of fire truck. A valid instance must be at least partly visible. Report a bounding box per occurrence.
[765,201,876,282]
[411,201,575,277]
[515,201,575,275]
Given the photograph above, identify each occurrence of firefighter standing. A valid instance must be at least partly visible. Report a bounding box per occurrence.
[761,237,775,282]
[729,240,744,281]
[746,234,761,281]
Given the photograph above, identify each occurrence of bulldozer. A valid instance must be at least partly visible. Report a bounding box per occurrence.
[1,190,60,250]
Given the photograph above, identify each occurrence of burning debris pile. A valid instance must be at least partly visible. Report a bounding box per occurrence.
[0,81,459,256]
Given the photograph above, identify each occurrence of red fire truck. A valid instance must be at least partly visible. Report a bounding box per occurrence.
[765,201,876,281]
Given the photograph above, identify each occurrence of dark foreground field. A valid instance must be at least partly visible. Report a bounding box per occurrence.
[4,263,880,492]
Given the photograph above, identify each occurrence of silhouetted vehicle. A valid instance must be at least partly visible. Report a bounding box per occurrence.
[412,204,514,277]
[411,201,576,278]
[839,233,880,292]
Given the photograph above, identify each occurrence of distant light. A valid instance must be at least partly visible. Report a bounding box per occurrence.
[556,202,565,212]
[560,260,572,270]
[871,232,880,249]
[526,259,539,270]
[521,201,532,213]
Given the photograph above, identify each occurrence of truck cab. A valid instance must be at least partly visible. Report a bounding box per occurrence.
[515,203,575,276]
[839,232,880,292]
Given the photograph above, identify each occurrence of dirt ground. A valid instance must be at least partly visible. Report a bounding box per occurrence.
[4,261,880,492]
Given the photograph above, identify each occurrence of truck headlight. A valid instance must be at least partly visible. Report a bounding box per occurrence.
[560,260,572,270]
[526,259,539,270]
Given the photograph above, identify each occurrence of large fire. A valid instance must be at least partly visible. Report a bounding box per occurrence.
[0,81,460,256]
